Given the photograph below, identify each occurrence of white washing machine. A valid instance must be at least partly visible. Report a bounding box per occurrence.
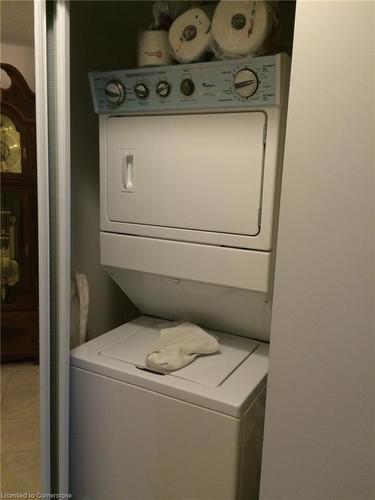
[70,54,290,499]
[70,316,268,499]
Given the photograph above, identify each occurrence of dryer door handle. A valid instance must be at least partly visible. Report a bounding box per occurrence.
[121,151,135,192]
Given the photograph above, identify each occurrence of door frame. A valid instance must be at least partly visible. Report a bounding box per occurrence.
[35,0,50,491]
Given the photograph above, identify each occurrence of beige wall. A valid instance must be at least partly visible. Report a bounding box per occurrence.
[260,2,374,499]
[70,1,153,339]
[1,43,35,91]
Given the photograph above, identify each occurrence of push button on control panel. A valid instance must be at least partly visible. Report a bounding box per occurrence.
[180,78,195,97]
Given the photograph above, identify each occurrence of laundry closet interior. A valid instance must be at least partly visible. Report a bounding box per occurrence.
[66,1,297,499]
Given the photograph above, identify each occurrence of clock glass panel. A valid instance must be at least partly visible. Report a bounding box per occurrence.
[0,114,22,173]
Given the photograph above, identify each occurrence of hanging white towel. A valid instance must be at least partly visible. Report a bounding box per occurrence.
[145,322,220,372]
[70,271,89,348]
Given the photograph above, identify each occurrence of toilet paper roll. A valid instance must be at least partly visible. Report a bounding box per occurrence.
[212,1,272,59]
[138,30,172,67]
[168,7,214,63]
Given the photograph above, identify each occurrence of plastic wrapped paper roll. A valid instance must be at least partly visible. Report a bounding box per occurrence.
[212,1,272,59]
[169,7,214,63]
[138,30,172,67]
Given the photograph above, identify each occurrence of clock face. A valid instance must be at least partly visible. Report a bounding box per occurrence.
[0,114,22,173]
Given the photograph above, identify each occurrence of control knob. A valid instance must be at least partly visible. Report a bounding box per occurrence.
[105,80,125,106]
[156,80,171,98]
[134,82,149,99]
[233,69,258,98]
[180,78,195,97]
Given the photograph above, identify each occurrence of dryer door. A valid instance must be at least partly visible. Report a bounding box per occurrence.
[105,112,266,237]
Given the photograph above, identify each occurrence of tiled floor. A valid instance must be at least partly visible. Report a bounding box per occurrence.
[1,362,40,494]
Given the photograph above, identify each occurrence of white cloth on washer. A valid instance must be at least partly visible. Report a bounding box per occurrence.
[145,322,220,372]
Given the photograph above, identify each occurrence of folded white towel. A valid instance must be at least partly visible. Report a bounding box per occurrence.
[145,322,220,372]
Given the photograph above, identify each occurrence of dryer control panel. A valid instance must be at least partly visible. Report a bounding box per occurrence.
[89,54,288,115]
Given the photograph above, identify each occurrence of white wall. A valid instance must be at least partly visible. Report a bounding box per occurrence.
[260,2,374,500]
[1,43,35,91]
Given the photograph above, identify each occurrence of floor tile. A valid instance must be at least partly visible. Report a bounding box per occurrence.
[2,365,39,419]
[1,416,40,455]
[10,361,39,378]
[1,448,40,494]
[1,364,13,404]
[0,362,40,493]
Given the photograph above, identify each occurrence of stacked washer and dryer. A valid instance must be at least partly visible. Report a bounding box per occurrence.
[70,54,290,499]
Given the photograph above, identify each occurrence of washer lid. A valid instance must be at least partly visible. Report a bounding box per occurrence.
[71,316,269,417]
[99,322,258,388]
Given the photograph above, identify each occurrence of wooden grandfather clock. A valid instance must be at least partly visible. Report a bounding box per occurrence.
[1,63,38,362]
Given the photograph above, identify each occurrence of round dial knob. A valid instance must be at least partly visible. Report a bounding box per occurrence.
[156,80,171,98]
[105,80,125,106]
[233,69,258,98]
[180,78,195,97]
[134,82,149,99]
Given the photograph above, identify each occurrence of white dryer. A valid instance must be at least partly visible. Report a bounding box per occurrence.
[70,54,290,499]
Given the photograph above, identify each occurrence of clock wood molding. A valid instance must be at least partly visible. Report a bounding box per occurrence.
[1,63,35,121]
